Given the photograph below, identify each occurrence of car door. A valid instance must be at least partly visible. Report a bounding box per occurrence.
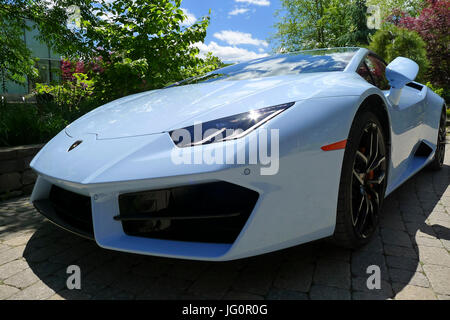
[358,54,427,191]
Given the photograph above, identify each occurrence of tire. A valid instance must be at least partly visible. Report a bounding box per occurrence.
[333,110,388,248]
[428,106,446,171]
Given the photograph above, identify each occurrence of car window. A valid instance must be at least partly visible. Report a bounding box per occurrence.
[357,62,375,85]
[365,55,390,90]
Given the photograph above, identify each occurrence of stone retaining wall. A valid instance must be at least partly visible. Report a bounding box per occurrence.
[0,144,43,199]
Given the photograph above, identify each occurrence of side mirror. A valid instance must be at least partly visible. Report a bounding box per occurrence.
[386,57,419,105]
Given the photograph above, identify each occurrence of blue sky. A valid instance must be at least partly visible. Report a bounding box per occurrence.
[180,0,281,62]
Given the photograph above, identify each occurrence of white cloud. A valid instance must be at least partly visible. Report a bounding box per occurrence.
[180,8,197,27]
[214,30,268,47]
[194,41,268,63]
[234,0,270,6]
[228,8,250,16]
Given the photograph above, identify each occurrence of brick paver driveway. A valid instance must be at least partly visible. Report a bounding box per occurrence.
[1,147,449,300]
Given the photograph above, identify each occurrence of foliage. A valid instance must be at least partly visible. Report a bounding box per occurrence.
[368,24,429,81]
[425,82,444,97]
[26,48,223,136]
[0,103,65,146]
[1,0,220,93]
[9,0,213,87]
[366,0,426,19]
[398,0,449,89]
[0,98,102,147]
[338,0,374,46]
[94,0,211,89]
[3,0,104,59]
[38,49,224,104]
[0,3,38,91]
[35,73,95,109]
[179,52,224,81]
[90,54,149,102]
[425,82,449,103]
[271,0,374,51]
[60,57,104,82]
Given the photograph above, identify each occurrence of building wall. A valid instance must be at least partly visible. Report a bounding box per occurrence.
[1,20,61,97]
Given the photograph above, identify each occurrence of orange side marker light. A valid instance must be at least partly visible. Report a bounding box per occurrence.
[321,139,347,151]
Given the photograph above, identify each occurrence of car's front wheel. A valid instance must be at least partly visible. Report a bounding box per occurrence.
[333,111,388,248]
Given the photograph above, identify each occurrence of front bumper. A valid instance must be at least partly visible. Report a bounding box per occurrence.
[31,173,260,261]
[31,159,342,261]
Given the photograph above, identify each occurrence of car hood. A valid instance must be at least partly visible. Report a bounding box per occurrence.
[65,72,360,139]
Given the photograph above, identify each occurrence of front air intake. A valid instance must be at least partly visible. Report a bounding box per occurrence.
[116,182,259,244]
[33,185,94,240]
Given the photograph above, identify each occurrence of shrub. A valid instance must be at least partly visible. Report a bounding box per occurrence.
[369,24,429,81]
[399,0,449,89]
[91,54,149,103]
[0,103,65,146]
[425,82,449,103]
[0,99,100,147]
[1,68,99,147]
[35,73,94,111]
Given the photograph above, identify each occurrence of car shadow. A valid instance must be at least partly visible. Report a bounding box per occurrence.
[21,164,449,300]
[349,162,450,299]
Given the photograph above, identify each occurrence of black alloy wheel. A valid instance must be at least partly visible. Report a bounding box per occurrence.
[429,107,446,170]
[334,110,388,248]
[350,122,387,239]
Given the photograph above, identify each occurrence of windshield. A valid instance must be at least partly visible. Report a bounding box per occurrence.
[169,48,359,87]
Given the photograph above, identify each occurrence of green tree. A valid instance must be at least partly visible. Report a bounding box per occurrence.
[340,0,374,46]
[180,52,224,80]
[90,0,212,89]
[366,0,426,18]
[369,24,429,81]
[271,0,374,51]
[91,54,150,102]
[1,0,219,94]
[399,0,449,92]
[0,0,99,58]
[0,3,38,92]
[272,0,338,51]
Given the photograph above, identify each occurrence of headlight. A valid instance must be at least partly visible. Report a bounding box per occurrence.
[170,102,294,147]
